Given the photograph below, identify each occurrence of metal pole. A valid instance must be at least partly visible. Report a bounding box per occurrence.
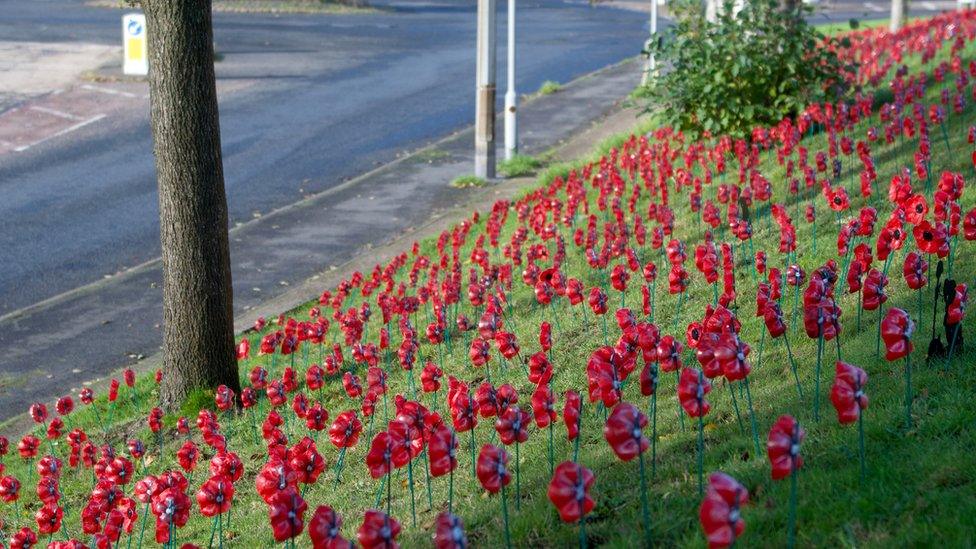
[641,0,658,86]
[504,0,517,161]
[475,0,497,179]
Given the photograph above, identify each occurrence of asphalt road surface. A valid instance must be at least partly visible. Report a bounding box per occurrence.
[0,0,652,314]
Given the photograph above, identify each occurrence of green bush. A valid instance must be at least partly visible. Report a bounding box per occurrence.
[638,0,852,139]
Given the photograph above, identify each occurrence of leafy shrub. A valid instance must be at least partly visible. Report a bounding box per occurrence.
[638,0,852,139]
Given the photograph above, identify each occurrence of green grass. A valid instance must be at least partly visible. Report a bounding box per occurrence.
[498,154,544,178]
[814,15,926,36]
[7,14,976,549]
[537,80,563,96]
[449,175,488,188]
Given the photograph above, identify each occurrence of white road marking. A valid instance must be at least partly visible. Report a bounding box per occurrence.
[864,2,884,12]
[13,113,107,152]
[29,105,83,120]
[921,1,937,9]
[80,84,139,99]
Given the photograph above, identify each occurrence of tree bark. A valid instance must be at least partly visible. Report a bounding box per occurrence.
[143,0,241,408]
[890,0,906,32]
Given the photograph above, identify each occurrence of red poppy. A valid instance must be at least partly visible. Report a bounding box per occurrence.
[106,456,134,486]
[289,437,326,485]
[0,475,20,502]
[539,322,553,352]
[678,368,711,418]
[29,402,47,424]
[563,390,581,441]
[830,361,868,424]
[196,475,234,517]
[342,372,363,399]
[763,301,787,338]
[699,472,748,549]
[268,487,308,542]
[528,352,553,386]
[55,396,74,417]
[366,432,401,479]
[904,194,929,225]
[588,287,609,315]
[547,461,595,523]
[902,251,928,290]
[603,403,648,461]
[306,402,329,432]
[133,475,160,504]
[861,269,888,311]
[9,527,37,549]
[964,206,976,240]
[176,441,199,473]
[306,365,325,392]
[309,504,352,549]
[947,283,968,325]
[668,264,690,294]
[151,487,191,544]
[713,333,751,382]
[329,411,363,449]
[357,510,401,549]
[17,435,39,460]
[255,460,298,504]
[476,444,511,494]
[434,512,468,549]
[881,308,915,361]
[656,335,684,372]
[495,405,530,445]
[421,362,443,393]
[586,346,634,407]
[913,219,949,257]
[531,384,557,428]
[428,425,458,477]
[209,451,244,483]
[767,415,804,480]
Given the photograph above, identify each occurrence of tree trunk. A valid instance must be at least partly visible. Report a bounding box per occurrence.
[143,0,241,408]
[890,0,906,32]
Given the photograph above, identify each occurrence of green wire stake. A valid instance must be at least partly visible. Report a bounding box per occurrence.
[208,516,219,549]
[676,370,685,432]
[743,377,761,458]
[945,323,960,370]
[448,464,455,515]
[470,429,476,478]
[407,458,417,526]
[650,391,658,480]
[547,422,554,477]
[814,330,824,421]
[500,482,513,549]
[697,411,705,498]
[637,449,652,548]
[514,441,521,511]
[783,334,804,400]
[904,354,913,430]
[787,466,798,549]
[422,449,433,509]
[386,468,392,517]
[858,410,866,484]
[728,380,745,435]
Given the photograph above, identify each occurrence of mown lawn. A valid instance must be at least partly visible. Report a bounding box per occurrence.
[7,14,976,549]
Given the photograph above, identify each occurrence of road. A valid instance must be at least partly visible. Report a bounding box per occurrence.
[0,0,650,314]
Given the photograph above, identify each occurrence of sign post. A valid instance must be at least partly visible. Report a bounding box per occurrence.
[474,0,497,179]
[504,0,517,162]
[123,14,148,76]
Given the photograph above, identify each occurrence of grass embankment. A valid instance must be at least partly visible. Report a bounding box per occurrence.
[7,15,976,549]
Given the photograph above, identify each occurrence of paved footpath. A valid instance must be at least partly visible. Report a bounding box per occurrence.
[0,58,644,430]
